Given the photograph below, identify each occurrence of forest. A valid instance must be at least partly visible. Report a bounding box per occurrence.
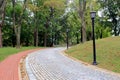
[0,0,119,48]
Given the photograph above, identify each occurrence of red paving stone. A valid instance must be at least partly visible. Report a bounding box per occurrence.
[0,48,41,80]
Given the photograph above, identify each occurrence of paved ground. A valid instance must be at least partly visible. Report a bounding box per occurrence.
[26,48,120,80]
[0,48,41,80]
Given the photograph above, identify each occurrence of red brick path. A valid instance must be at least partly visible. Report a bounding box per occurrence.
[0,48,41,80]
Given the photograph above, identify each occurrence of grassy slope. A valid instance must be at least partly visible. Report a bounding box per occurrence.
[0,47,38,61]
[66,36,120,73]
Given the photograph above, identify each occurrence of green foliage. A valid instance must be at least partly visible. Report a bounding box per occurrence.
[1,0,115,47]
[95,26,111,39]
[44,0,65,9]
[98,0,120,36]
[5,4,12,16]
[14,3,23,15]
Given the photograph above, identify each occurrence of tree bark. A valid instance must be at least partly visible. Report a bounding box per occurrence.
[12,0,16,47]
[113,18,118,36]
[79,0,86,43]
[50,7,55,47]
[76,33,79,44]
[16,25,21,48]
[81,16,86,43]
[44,31,47,47]
[0,0,4,8]
[34,27,38,47]
[12,28,16,47]
[36,29,38,46]
[0,0,6,48]
[0,26,2,48]
[34,11,39,47]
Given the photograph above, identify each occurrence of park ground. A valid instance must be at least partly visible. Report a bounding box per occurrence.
[0,36,120,80]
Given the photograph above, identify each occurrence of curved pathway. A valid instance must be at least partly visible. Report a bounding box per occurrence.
[26,48,120,80]
[0,48,41,80]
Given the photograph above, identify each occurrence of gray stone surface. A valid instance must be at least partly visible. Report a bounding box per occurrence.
[25,47,120,80]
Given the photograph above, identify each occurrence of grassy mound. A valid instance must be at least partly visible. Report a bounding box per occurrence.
[66,36,120,73]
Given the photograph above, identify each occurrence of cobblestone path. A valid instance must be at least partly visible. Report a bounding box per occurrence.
[26,48,120,80]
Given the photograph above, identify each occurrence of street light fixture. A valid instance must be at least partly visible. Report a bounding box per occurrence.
[66,28,69,50]
[90,11,97,65]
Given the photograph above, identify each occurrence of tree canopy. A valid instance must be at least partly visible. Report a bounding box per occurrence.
[0,0,119,48]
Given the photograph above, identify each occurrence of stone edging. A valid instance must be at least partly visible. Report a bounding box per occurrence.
[19,55,29,80]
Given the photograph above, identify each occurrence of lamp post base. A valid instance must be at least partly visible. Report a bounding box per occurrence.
[93,62,97,65]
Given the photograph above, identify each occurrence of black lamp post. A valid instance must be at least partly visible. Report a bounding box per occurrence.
[90,11,97,65]
[66,28,69,49]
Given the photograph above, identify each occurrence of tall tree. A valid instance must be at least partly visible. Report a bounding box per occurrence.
[27,0,45,47]
[12,0,27,48]
[0,0,6,48]
[79,0,86,43]
[98,0,120,36]
[44,0,65,46]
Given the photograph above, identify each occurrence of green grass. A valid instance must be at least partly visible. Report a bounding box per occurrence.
[66,36,120,73]
[0,47,39,62]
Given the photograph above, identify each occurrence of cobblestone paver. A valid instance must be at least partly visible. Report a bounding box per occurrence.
[26,48,120,80]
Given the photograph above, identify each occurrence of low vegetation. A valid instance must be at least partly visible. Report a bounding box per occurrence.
[0,47,37,61]
[66,36,120,73]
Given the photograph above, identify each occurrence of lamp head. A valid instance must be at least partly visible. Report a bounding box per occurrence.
[90,11,96,19]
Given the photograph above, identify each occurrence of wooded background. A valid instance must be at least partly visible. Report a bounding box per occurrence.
[0,0,119,48]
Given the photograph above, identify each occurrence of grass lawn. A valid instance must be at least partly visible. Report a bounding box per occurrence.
[0,47,39,62]
[66,36,120,73]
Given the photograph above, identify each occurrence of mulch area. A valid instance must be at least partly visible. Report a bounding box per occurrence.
[0,48,41,80]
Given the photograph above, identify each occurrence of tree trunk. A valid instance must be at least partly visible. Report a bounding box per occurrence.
[36,29,38,46]
[34,29,36,46]
[44,31,47,47]
[33,10,39,47]
[0,26,2,48]
[50,7,55,47]
[34,28,38,47]
[12,28,16,47]
[12,0,27,48]
[113,18,118,36]
[0,0,4,8]
[54,33,57,45]
[51,32,54,47]
[81,18,86,43]
[80,27,82,42]
[16,25,21,48]
[0,0,6,48]
[12,0,17,47]
[79,0,86,43]
[76,33,79,44]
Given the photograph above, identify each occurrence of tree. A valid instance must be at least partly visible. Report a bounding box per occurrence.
[79,0,86,43]
[98,0,120,36]
[0,0,6,48]
[43,0,65,46]
[12,0,27,48]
